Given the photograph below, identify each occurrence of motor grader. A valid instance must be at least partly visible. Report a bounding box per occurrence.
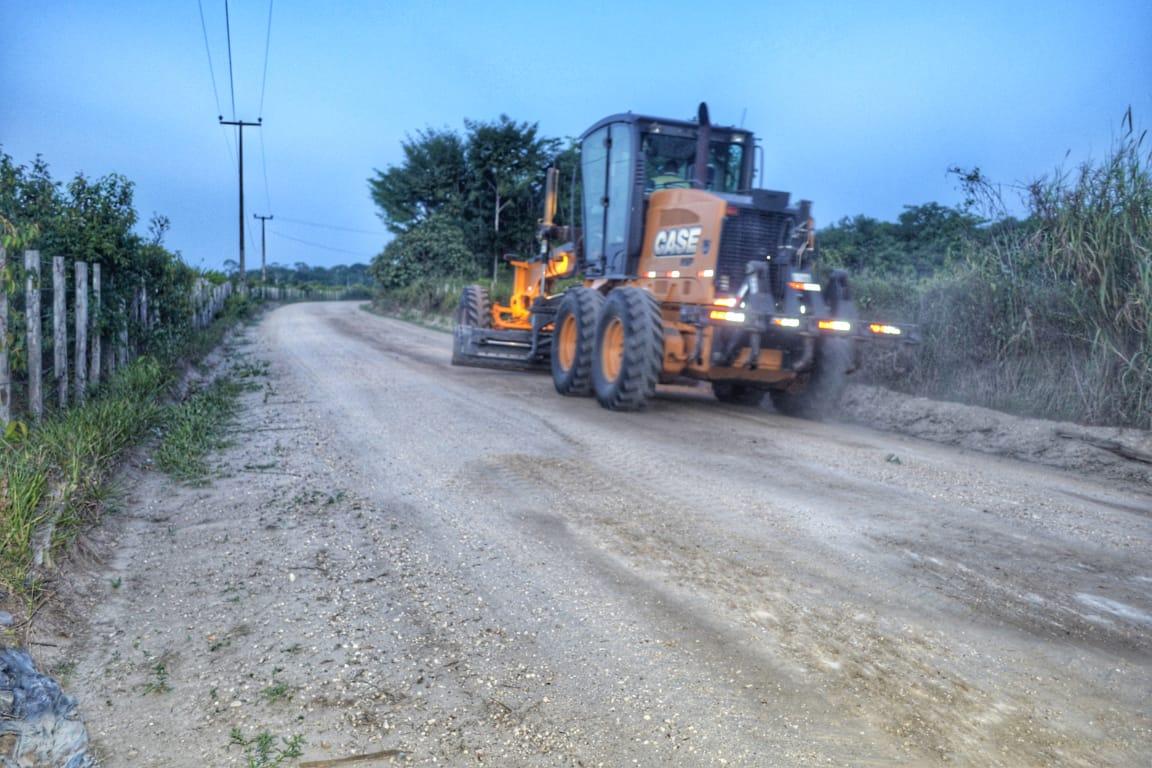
[452,104,913,414]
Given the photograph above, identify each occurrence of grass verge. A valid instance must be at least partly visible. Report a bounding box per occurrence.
[155,378,244,483]
[360,302,452,334]
[0,294,257,610]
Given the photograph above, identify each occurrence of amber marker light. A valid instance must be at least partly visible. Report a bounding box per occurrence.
[771,317,801,328]
[869,323,902,335]
[818,319,852,332]
[714,297,739,307]
[709,310,746,323]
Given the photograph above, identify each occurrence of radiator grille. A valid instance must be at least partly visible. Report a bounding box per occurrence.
[716,209,792,298]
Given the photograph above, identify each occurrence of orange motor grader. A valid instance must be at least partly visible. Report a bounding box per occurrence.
[452,104,913,414]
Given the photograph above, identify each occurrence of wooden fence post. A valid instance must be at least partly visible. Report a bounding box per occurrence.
[25,250,42,421]
[197,280,206,328]
[89,263,101,386]
[117,298,128,368]
[0,247,8,426]
[140,282,149,330]
[52,256,68,409]
[74,261,88,403]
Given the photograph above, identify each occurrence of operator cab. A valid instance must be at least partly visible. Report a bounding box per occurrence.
[578,109,757,280]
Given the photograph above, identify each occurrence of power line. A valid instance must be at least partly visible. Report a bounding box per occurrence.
[224,0,237,120]
[197,1,237,170]
[259,0,274,118]
[196,0,223,117]
[276,216,388,235]
[219,125,237,170]
[259,130,272,211]
[247,211,261,268]
[272,230,376,258]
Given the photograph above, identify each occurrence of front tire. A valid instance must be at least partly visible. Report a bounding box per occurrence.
[592,288,664,411]
[769,339,852,418]
[551,288,604,396]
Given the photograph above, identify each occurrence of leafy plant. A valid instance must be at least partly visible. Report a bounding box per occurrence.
[142,662,170,694]
[228,729,305,768]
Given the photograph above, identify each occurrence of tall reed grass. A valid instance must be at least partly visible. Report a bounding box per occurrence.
[857,117,1150,428]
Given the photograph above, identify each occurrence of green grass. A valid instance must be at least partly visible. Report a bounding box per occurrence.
[229,728,305,768]
[260,680,291,704]
[155,378,244,483]
[0,357,171,599]
[0,293,259,605]
[370,272,518,321]
[141,661,171,695]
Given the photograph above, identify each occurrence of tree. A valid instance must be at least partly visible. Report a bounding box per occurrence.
[366,116,574,289]
[819,203,981,276]
[369,213,474,289]
[464,115,559,281]
[368,128,469,235]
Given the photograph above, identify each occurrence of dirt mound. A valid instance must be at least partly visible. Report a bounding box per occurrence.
[841,385,1152,486]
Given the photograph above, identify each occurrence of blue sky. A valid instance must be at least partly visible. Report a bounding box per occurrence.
[2,1,1149,271]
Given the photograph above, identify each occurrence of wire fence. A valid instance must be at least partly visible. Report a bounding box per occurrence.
[0,248,233,427]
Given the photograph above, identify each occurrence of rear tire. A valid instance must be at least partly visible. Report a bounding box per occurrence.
[551,288,604,396]
[455,284,492,328]
[451,285,492,365]
[711,381,765,406]
[592,288,664,411]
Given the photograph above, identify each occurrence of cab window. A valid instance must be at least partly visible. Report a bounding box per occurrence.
[641,131,746,193]
[581,123,634,274]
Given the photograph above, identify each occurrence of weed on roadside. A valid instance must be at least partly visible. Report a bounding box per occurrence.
[156,378,244,483]
[52,660,77,687]
[233,359,270,379]
[229,728,305,768]
[261,680,292,704]
[142,662,171,694]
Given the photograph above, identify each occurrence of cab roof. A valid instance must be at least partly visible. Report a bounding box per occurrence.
[579,112,754,143]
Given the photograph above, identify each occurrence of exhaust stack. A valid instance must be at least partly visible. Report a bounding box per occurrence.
[693,102,711,190]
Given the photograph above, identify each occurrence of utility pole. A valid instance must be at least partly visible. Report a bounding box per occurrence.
[219,116,262,284]
[253,213,273,283]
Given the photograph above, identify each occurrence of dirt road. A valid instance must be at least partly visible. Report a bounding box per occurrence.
[57,302,1151,766]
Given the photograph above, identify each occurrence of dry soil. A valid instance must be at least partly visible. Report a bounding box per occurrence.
[33,301,1152,767]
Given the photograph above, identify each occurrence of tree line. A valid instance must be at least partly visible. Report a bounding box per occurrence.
[223,261,372,289]
[367,115,578,289]
[1,150,204,370]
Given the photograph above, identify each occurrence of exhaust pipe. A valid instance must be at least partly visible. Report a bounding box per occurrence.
[543,167,559,227]
[693,102,711,190]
